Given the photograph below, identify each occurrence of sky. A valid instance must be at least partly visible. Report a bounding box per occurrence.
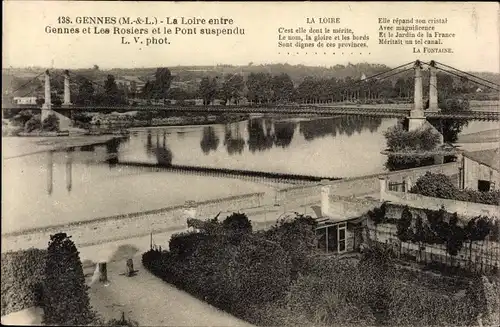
[2,1,499,72]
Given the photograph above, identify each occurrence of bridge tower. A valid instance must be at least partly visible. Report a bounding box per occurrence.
[41,70,53,122]
[408,60,426,131]
[428,60,439,112]
[63,70,72,107]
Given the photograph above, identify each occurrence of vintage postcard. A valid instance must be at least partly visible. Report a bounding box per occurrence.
[2,1,499,326]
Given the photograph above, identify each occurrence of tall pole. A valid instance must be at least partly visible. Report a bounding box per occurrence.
[63,70,72,106]
[413,60,423,111]
[428,60,439,111]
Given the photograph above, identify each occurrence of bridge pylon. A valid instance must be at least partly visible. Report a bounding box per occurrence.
[409,60,426,131]
[62,70,72,107]
[427,60,440,112]
[41,70,53,122]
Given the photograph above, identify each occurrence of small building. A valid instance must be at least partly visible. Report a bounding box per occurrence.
[13,97,38,105]
[461,148,500,191]
[314,184,378,253]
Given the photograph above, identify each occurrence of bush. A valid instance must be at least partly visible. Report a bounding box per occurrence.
[222,212,252,234]
[231,234,291,317]
[265,214,317,278]
[410,172,500,205]
[42,114,60,132]
[24,115,41,132]
[168,231,215,260]
[384,124,440,152]
[410,172,460,199]
[105,312,139,327]
[42,233,96,325]
[1,249,47,316]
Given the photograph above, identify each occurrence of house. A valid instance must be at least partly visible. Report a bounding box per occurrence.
[460,147,500,191]
[13,97,37,105]
[314,184,379,253]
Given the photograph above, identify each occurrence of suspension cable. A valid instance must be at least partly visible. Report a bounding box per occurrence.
[423,63,500,92]
[433,61,499,87]
[334,62,415,95]
[5,71,45,96]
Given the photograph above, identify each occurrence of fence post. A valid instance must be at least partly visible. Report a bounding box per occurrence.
[98,262,108,283]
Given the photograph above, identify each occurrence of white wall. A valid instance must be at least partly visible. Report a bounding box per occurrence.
[464,157,500,190]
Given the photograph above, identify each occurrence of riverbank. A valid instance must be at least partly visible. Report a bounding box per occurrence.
[457,128,500,144]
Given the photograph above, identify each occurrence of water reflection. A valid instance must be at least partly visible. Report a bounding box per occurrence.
[247,119,275,152]
[105,138,121,167]
[146,131,173,166]
[299,116,382,141]
[224,125,245,155]
[66,148,74,192]
[117,116,395,178]
[273,121,296,148]
[200,126,219,154]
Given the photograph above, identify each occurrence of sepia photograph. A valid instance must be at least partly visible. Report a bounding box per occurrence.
[2,1,499,326]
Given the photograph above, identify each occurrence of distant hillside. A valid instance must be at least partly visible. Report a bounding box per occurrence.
[3,63,499,95]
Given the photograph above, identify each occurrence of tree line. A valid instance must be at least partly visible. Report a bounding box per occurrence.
[3,66,490,106]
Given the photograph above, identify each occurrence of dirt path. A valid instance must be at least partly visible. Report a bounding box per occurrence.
[87,254,254,327]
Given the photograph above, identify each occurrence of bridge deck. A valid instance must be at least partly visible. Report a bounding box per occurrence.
[3,104,499,120]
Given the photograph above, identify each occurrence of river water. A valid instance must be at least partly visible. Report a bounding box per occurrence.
[2,116,497,233]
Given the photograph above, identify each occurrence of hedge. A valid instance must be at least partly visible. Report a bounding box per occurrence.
[410,172,500,205]
[1,248,47,316]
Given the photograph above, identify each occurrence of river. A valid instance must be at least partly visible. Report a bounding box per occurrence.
[2,116,497,234]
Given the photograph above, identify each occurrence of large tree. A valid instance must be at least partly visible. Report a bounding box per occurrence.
[75,78,95,105]
[199,77,218,105]
[153,67,173,102]
[220,74,245,105]
[271,73,294,103]
[102,74,125,105]
[246,73,273,104]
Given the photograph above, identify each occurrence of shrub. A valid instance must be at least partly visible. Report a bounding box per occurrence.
[410,172,500,205]
[24,115,41,132]
[13,110,34,126]
[168,231,216,260]
[397,206,414,242]
[384,124,440,152]
[105,312,139,327]
[1,249,47,316]
[410,172,460,199]
[222,212,252,234]
[42,114,60,132]
[42,233,96,325]
[231,234,292,317]
[286,256,375,326]
[265,214,318,278]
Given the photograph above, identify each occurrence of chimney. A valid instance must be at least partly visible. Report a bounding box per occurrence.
[379,176,387,202]
[321,180,330,217]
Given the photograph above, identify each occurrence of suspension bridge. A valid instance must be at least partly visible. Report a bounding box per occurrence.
[3,60,500,125]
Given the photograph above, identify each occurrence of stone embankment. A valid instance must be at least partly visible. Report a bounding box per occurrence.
[2,162,460,254]
[1,192,267,253]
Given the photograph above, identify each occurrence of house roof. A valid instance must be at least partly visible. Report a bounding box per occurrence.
[463,147,500,171]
